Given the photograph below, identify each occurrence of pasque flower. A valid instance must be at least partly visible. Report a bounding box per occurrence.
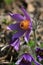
[7,7,32,43]
[35,47,43,61]
[10,38,20,51]
[15,53,41,65]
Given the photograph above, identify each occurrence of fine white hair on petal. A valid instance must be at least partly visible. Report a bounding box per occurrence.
[24,36,28,43]
[9,13,14,16]
[15,58,22,65]
[7,27,12,31]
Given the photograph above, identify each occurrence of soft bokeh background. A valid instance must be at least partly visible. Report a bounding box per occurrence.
[0,0,43,65]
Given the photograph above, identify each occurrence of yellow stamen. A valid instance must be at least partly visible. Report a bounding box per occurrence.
[20,20,30,30]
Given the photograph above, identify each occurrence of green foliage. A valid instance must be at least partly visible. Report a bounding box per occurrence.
[2,19,7,24]
[2,19,11,25]
[40,43,43,48]
[28,40,35,47]
[4,0,12,4]
[32,61,35,65]
[9,62,16,65]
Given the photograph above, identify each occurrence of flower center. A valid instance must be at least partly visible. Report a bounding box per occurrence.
[20,20,30,30]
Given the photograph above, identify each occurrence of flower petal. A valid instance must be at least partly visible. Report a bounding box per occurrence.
[23,53,32,62]
[11,39,20,51]
[21,7,31,21]
[37,55,42,61]
[9,13,24,21]
[35,47,43,61]
[15,53,32,65]
[7,23,20,31]
[15,57,23,65]
[33,60,41,65]
[24,30,30,43]
[32,56,41,65]
[12,29,25,40]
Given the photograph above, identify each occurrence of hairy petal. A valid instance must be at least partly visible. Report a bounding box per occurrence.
[32,56,41,65]
[12,29,25,40]
[9,13,24,22]
[24,30,30,43]
[21,7,31,21]
[7,23,20,31]
[11,39,20,51]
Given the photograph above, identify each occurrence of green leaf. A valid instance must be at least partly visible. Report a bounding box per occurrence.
[28,40,35,47]
[4,0,12,4]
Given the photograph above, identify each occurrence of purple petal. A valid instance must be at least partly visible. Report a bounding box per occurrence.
[16,53,41,65]
[29,22,32,30]
[21,7,31,21]
[34,61,41,65]
[36,47,43,52]
[9,13,24,22]
[20,60,31,65]
[15,53,32,65]
[12,29,25,40]
[37,55,42,61]
[15,57,23,65]
[36,47,41,51]
[11,39,20,51]
[7,23,20,31]
[33,60,41,65]
[32,56,41,65]
[24,30,30,43]
[23,53,32,62]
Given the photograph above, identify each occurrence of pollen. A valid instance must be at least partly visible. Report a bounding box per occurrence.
[20,20,30,30]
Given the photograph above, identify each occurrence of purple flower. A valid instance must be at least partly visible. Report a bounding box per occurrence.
[7,7,32,43]
[10,38,20,51]
[15,53,41,65]
[35,47,43,61]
